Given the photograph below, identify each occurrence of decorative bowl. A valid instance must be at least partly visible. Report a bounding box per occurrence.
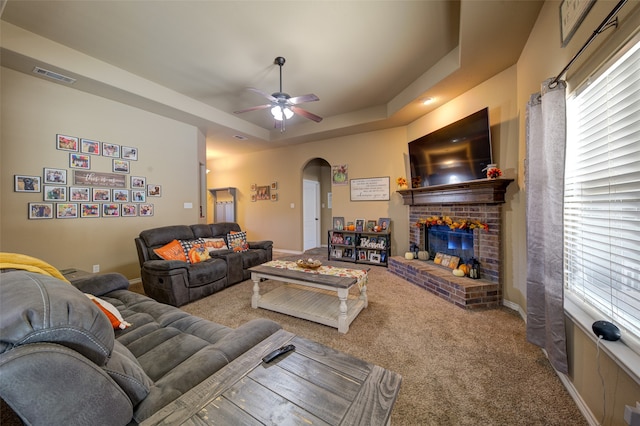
[296,259,322,269]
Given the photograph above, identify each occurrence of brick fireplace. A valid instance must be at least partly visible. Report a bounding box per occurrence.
[390,179,512,309]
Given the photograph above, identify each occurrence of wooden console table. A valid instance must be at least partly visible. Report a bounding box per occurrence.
[141,329,402,425]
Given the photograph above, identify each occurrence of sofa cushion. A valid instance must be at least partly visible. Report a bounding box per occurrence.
[104,340,153,406]
[179,239,209,264]
[241,248,270,269]
[0,271,114,366]
[187,258,227,286]
[227,231,249,252]
[202,237,228,251]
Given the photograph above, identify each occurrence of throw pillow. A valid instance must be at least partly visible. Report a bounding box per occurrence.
[227,231,249,252]
[153,239,187,262]
[178,238,208,264]
[202,237,228,251]
[85,294,132,330]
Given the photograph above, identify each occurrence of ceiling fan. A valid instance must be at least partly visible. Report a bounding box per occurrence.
[234,57,323,131]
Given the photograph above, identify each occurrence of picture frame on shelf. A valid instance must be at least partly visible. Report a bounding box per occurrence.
[43,185,66,201]
[378,217,391,232]
[344,235,353,246]
[15,175,41,192]
[56,203,78,219]
[28,203,53,219]
[80,139,100,155]
[121,146,138,160]
[344,248,353,258]
[102,143,120,158]
[448,256,461,269]
[366,220,376,231]
[44,168,67,184]
[69,187,90,201]
[441,254,452,267]
[380,252,387,263]
[69,153,90,169]
[80,203,100,218]
[369,252,381,263]
[358,251,367,261]
[434,252,444,265]
[56,134,78,152]
[333,217,345,230]
[355,218,365,232]
[331,248,343,258]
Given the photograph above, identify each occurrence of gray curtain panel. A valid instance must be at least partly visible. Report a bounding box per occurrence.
[525,78,569,374]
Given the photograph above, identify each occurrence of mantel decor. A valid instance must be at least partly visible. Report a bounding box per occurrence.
[397,178,514,206]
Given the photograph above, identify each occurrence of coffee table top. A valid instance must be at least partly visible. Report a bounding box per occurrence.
[141,329,401,425]
[250,261,369,289]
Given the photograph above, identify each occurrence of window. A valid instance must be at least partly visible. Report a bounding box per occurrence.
[564,37,640,343]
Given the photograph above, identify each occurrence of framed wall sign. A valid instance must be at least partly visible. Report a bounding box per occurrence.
[350,177,390,201]
[560,0,595,47]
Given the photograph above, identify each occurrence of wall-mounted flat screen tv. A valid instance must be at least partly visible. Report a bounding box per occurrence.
[408,107,493,187]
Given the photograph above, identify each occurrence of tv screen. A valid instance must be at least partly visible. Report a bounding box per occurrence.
[408,108,493,187]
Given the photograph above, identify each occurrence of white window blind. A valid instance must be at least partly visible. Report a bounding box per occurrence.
[564,38,640,341]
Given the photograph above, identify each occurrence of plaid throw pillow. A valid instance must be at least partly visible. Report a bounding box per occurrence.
[227,231,249,252]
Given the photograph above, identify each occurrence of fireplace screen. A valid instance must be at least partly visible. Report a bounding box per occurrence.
[426,226,474,263]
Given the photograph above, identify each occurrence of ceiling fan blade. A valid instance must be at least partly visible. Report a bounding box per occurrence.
[234,104,272,114]
[288,93,319,105]
[291,106,323,123]
[247,87,277,102]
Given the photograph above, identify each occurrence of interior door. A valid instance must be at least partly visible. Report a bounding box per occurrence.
[303,180,320,251]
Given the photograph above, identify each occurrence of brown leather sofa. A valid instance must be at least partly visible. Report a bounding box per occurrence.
[134,222,272,306]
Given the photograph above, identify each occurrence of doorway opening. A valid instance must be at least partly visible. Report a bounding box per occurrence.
[302,158,331,251]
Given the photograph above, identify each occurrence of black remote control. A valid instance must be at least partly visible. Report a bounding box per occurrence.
[262,344,295,363]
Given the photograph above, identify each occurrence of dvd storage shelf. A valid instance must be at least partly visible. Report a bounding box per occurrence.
[328,230,391,267]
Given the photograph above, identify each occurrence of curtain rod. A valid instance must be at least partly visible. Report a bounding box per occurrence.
[550,0,628,88]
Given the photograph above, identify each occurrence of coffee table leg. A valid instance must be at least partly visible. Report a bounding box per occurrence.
[251,273,261,309]
[337,288,349,333]
[360,283,368,308]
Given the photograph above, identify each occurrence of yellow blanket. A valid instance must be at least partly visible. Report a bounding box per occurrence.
[0,252,69,283]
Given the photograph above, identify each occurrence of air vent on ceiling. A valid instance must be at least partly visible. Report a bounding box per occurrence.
[33,67,76,84]
[233,135,248,140]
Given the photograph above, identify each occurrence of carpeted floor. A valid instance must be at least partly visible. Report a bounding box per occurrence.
[180,249,587,426]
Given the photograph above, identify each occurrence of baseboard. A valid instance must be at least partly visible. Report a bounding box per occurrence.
[554,368,599,426]
[502,299,526,321]
[273,249,303,255]
[129,277,142,285]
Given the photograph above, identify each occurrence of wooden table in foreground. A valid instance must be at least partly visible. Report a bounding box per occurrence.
[141,329,402,426]
[249,262,369,334]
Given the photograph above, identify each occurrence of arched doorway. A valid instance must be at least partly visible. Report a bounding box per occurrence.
[302,158,331,251]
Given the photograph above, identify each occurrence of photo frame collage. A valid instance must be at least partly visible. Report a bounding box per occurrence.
[15,134,160,219]
[250,181,278,202]
[331,216,390,233]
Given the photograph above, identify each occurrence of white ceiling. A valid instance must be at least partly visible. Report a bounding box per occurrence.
[0,0,543,159]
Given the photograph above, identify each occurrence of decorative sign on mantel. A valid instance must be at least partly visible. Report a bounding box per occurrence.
[350,177,390,201]
[73,170,127,188]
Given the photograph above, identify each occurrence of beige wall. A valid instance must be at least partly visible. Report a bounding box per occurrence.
[1,67,203,278]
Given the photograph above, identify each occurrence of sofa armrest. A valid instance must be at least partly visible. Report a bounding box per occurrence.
[248,240,273,250]
[71,272,130,296]
[208,249,234,257]
[212,318,282,361]
[142,259,189,271]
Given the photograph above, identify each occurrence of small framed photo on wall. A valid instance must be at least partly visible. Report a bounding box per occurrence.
[28,203,53,219]
[80,203,100,218]
[56,203,78,219]
[121,146,138,160]
[122,204,137,217]
[112,189,129,202]
[70,153,90,169]
[43,185,66,201]
[147,185,162,197]
[102,203,120,217]
[80,139,101,155]
[139,203,154,216]
[56,134,78,151]
[131,176,146,188]
[44,168,67,184]
[92,188,110,202]
[131,190,146,202]
[102,143,120,158]
[69,187,90,201]
[113,159,129,173]
[15,175,41,192]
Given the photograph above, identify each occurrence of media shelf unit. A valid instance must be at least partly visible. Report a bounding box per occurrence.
[328,230,391,267]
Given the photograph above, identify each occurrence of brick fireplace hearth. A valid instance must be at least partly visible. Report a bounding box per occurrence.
[392,179,512,309]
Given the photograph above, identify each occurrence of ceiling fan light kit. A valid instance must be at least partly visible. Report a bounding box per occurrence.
[234,56,322,132]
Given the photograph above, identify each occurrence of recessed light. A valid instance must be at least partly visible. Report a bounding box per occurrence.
[422,97,435,105]
[233,135,248,140]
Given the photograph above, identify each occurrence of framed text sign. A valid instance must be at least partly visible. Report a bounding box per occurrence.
[559,0,595,47]
[350,177,390,201]
[73,170,127,188]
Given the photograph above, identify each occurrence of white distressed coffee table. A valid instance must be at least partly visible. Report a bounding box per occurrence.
[249,261,368,334]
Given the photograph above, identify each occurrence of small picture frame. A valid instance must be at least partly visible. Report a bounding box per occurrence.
[131,189,146,202]
[380,252,387,263]
[113,159,129,173]
[355,219,365,232]
[69,187,90,201]
[256,185,270,200]
[102,143,120,158]
[122,204,137,217]
[271,181,278,190]
[102,203,120,217]
[378,217,391,232]
[147,184,162,197]
[139,203,154,216]
[56,203,78,219]
[44,168,67,184]
[250,183,257,192]
[441,254,452,267]
[434,252,444,265]
[80,139,101,155]
[358,251,367,261]
[15,175,41,192]
[56,134,78,151]
[332,248,343,259]
[43,185,66,201]
[251,194,257,202]
[271,193,278,201]
[112,189,129,202]
[131,176,146,188]
[333,217,345,231]
[369,252,381,263]
[121,146,138,160]
[366,220,377,232]
[80,203,100,218]
[70,153,90,169]
[92,188,111,202]
[28,203,53,219]
[448,256,461,269]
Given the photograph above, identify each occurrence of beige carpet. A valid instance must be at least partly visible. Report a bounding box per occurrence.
[181,250,587,426]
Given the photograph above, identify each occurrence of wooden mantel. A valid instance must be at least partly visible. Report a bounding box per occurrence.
[397,178,514,205]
